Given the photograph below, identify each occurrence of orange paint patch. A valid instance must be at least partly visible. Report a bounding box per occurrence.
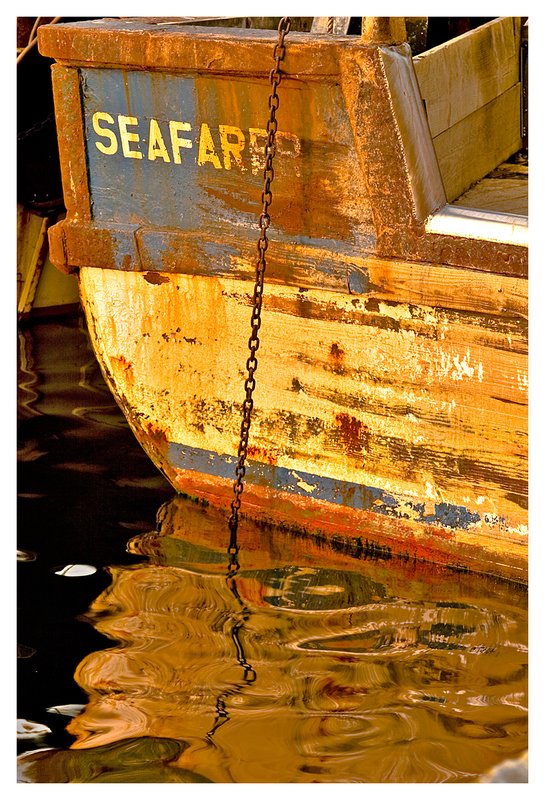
[110,355,134,383]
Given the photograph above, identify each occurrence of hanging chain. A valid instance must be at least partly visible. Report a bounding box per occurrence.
[227,17,291,564]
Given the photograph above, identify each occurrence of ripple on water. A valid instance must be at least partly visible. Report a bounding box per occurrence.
[36,545,525,783]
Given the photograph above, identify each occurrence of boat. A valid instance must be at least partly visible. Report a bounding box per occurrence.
[37,16,528,583]
[17,16,80,318]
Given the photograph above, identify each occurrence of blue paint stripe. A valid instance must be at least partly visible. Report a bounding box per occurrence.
[167,442,482,530]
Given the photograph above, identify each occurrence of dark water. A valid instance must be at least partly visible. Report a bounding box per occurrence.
[17,313,528,783]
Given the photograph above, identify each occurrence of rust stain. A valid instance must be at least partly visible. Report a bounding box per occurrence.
[143,420,168,446]
[246,445,278,466]
[328,341,346,376]
[110,354,134,384]
[334,413,370,455]
[329,342,345,361]
[144,272,170,285]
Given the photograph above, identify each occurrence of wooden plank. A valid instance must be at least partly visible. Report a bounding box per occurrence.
[413,17,521,138]
[432,84,522,202]
[39,22,353,77]
[50,216,528,307]
[17,209,49,315]
[452,159,528,215]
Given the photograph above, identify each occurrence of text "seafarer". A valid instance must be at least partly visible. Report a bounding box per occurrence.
[91,112,301,174]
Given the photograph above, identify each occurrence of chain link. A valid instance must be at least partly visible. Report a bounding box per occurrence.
[227,17,291,563]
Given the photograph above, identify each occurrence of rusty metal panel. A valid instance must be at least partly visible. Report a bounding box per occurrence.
[50,64,91,220]
[40,19,527,280]
[79,65,373,250]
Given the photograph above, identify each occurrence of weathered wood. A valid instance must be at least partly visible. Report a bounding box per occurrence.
[413,17,523,200]
[40,22,355,76]
[432,84,522,202]
[413,17,521,138]
[42,19,527,276]
[361,17,407,44]
[17,208,49,315]
[452,158,527,215]
[50,64,91,220]
[79,267,528,571]
[17,205,79,314]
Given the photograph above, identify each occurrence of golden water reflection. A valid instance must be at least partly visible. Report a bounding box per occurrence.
[19,496,528,783]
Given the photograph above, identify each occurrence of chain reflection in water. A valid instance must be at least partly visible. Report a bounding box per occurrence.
[207,556,257,743]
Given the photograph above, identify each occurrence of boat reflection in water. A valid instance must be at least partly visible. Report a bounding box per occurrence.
[18,494,527,783]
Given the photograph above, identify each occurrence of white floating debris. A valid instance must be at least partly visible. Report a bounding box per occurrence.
[17,719,52,740]
[46,704,85,718]
[53,564,97,577]
[480,752,528,783]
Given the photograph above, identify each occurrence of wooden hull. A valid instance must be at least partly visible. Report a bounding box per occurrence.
[79,265,527,582]
[38,17,528,581]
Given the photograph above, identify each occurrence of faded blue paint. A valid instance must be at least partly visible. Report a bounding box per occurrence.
[77,67,378,276]
[201,238,240,273]
[167,441,487,531]
[108,223,140,269]
[424,503,480,529]
[81,68,205,228]
[347,268,369,294]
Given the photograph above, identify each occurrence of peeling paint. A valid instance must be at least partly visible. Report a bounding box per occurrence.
[439,348,485,382]
[289,471,318,494]
[165,439,509,534]
[517,370,528,392]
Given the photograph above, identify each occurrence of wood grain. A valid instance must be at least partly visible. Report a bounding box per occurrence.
[413,17,521,138]
[432,84,522,202]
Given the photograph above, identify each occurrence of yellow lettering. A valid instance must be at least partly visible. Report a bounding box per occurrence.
[118,115,142,159]
[92,111,118,155]
[197,123,222,169]
[248,127,302,177]
[219,125,246,170]
[169,121,192,164]
[277,130,302,177]
[91,113,301,175]
[248,127,268,175]
[147,118,170,162]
